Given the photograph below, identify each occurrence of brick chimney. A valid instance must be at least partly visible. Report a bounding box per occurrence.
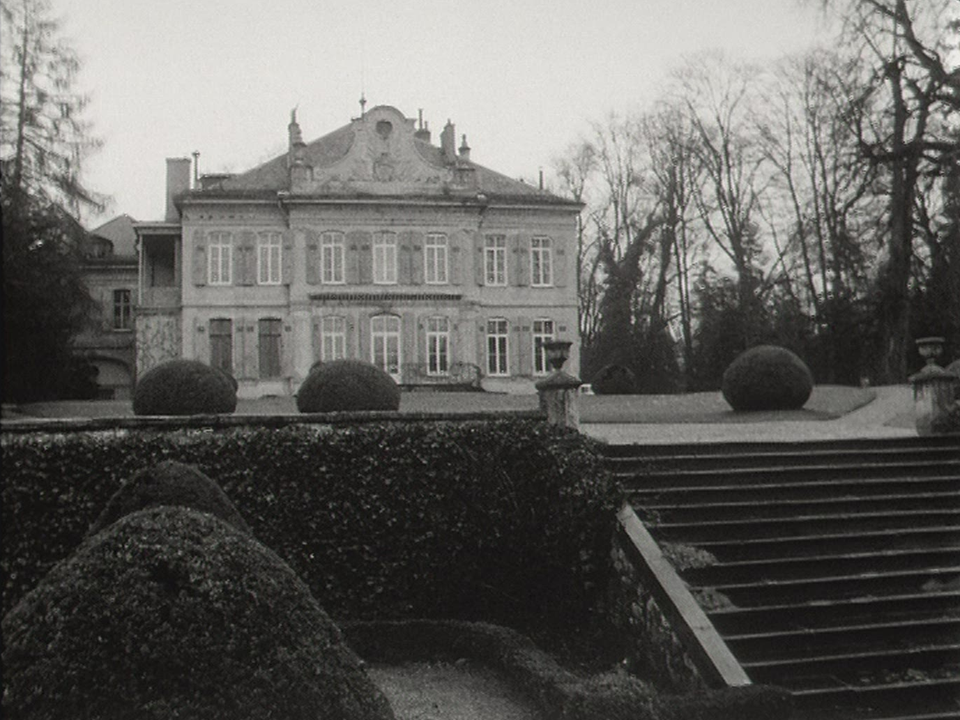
[415,109,431,143]
[441,120,456,163]
[165,157,191,222]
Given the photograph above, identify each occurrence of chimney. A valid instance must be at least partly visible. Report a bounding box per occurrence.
[288,108,305,164]
[415,109,431,142]
[458,134,471,162]
[441,120,456,163]
[165,157,191,222]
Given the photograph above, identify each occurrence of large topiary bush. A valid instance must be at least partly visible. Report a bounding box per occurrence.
[2,506,396,720]
[87,460,251,537]
[297,359,400,412]
[590,364,638,395]
[133,359,237,416]
[722,345,814,411]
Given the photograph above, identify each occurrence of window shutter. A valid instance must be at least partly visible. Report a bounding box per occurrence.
[237,231,256,286]
[474,231,485,285]
[349,230,372,284]
[516,316,532,377]
[476,321,487,371]
[194,317,209,363]
[401,312,416,383]
[346,314,358,359]
[282,230,294,285]
[241,317,258,379]
[513,233,529,287]
[554,240,567,288]
[449,230,463,285]
[345,231,360,284]
[192,230,207,286]
[305,229,320,285]
[311,318,322,364]
[398,231,414,285]
[101,289,112,330]
[409,231,424,285]
[280,319,292,378]
[417,316,427,378]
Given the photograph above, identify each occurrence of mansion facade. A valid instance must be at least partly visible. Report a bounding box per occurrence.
[134,105,581,397]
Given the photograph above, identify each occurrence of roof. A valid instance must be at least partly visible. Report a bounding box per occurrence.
[184,105,579,209]
[89,214,138,256]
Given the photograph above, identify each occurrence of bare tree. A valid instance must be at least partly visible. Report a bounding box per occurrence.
[816,0,960,380]
[674,53,770,345]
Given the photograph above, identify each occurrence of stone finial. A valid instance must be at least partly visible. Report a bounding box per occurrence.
[459,134,471,162]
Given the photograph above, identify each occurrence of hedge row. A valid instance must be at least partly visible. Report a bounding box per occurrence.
[2,419,622,631]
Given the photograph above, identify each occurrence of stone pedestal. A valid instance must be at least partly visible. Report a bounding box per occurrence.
[910,365,959,436]
[536,371,583,430]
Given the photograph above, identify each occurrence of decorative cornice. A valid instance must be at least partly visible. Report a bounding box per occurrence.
[308,291,463,304]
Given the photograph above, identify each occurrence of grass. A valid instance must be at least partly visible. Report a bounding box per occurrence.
[6,385,877,424]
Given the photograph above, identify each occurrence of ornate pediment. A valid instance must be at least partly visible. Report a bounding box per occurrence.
[302,106,459,195]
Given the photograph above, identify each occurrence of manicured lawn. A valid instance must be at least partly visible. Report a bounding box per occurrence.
[5,385,877,423]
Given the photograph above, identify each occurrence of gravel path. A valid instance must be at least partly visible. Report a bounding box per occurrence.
[581,385,917,445]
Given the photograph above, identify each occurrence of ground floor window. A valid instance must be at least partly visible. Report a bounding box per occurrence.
[112,289,132,330]
[258,318,282,378]
[321,316,346,362]
[533,318,556,375]
[426,316,449,375]
[371,315,401,380]
[486,318,509,376]
[209,318,233,375]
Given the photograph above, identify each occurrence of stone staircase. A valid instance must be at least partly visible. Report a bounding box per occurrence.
[603,435,960,720]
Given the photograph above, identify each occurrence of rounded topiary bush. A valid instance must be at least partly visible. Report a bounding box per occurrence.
[132,359,237,416]
[722,345,814,412]
[590,364,638,395]
[296,359,400,413]
[2,506,396,720]
[87,460,251,537]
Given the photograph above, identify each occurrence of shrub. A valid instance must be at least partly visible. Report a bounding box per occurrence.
[2,507,395,720]
[132,359,237,416]
[87,460,251,537]
[296,359,400,412]
[591,364,638,395]
[2,420,620,631]
[721,345,813,412]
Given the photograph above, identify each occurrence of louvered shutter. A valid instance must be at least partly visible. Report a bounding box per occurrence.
[192,230,207,286]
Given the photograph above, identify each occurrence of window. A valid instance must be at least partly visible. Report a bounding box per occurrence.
[532,319,556,375]
[258,232,282,284]
[424,233,448,284]
[258,318,282,378]
[486,318,509,376]
[373,232,397,284]
[371,315,401,379]
[484,234,507,286]
[321,316,346,362]
[209,318,233,375]
[426,317,450,375]
[531,236,553,286]
[112,289,132,330]
[208,232,232,285]
[321,231,345,284]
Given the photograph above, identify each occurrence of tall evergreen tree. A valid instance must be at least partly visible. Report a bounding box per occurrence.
[1,0,102,401]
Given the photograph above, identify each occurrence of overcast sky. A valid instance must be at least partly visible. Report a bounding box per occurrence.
[52,0,827,227]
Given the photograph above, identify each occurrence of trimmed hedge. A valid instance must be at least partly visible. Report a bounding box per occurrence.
[2,420,620,631]
[591,364,638,395]
[3,507,395,720]
[87,460,252,537]
[721,345,813,412]
[297,359,401,412]
[133,359,237,416]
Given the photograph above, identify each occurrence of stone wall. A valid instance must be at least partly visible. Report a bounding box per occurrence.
[606,537,708,693]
